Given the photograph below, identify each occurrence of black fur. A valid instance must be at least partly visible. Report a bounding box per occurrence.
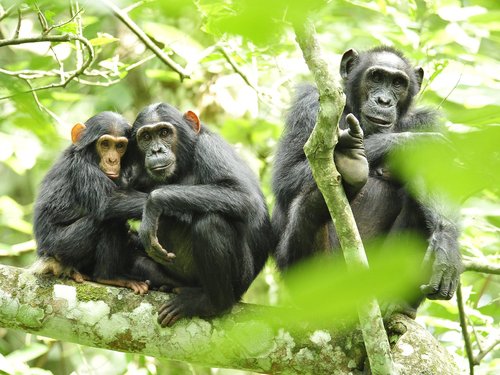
[272,46,462,309]
[130,102,273,326]
[32,112,160,293]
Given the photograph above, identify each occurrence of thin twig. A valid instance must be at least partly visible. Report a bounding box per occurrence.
[0,3,19,22]
[100,0,189,80]
[13,8,21,38]
[123,0,150,13]
[69,0,84,69]
[45,8,83,35]
[24,79,64,126]
[217,45,259,93]
[0,34,94,99]
[456,282,475,375]
[438,70,462,110]
[463,260,500,275]
[475,338,500,363]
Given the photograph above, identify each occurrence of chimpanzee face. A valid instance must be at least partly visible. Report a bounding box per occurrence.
[95,135,128,179]
[359,52,411,133]
[340,48,424,135]
[71,112,130,181]
[136,122,178,181]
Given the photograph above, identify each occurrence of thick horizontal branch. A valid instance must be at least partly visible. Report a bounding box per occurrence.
[0,264,459,374]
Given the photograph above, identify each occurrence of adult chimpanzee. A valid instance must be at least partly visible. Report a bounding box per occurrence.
[272,46,462,308]
[32,112,168,294]
[130,102,273,326]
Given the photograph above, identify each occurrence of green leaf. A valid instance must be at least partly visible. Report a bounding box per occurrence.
[89,34,119,46]
[57,22,78,34]
[146,69,181,82]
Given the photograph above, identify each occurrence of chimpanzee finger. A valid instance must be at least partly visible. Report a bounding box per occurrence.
[420,268,443,297]
[436,272,453,300]
[346,113,363,137]
[138,281,149,295]
[421,249,434,270]
[447,275,459,300]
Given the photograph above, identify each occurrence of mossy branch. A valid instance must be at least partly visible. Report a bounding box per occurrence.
[293,20,396,375]
[0,264,460,374]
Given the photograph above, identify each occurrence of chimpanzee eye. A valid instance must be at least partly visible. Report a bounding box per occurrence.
[142,133,151,142]
[371,71,383,83]
[116,142,124,149]
[101,140,109,148]
[159,128,171,138]
[393,77,406,88]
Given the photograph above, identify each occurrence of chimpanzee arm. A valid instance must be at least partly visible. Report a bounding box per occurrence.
[140,185,252,264]
[104,189,148,220]
[364,131,448,167]
[417,192,463,300]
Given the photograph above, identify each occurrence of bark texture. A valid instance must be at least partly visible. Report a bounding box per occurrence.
[0,264,458,374]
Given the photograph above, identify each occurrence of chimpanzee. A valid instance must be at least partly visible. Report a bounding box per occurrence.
[272,46,462,307]
[32,112,167,294]
[129,102,273,326]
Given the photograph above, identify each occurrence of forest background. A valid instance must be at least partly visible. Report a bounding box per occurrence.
[0,0,498,374]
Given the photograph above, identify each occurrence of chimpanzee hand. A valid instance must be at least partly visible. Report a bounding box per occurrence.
[334,113,369,191]
[140,194,176,265]
[420,228,463,300]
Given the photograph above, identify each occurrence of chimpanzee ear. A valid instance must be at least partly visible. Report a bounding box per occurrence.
[183,110,201,134]
[414,66,424,92]
[340,49,359,80]
[71,123,86,144]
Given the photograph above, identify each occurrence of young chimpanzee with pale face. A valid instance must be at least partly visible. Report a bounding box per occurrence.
[32,112,164,294]
[130,103,273,326]
[273,46,462,313]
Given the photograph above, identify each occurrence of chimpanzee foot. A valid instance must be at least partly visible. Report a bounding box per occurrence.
[124,280,149,295]
[157,287,221,327]
[95,278,149,295]
[70,270,85,283]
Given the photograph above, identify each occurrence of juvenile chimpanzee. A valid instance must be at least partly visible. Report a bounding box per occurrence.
[129,103,273,326]
[272,46,462,307]
[32,112,162,294]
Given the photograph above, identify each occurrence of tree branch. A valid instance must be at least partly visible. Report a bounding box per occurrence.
[0,34,94,98]
[475,338,500,364]
[456,282,475,374]
[293,19,396,375]
[0,264,459,374]
[463,260,500,275]
[100,0,189,81]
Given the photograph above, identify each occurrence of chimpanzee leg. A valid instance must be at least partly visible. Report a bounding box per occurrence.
[275,188,331,270]
[129,255,184,291]
[46,216,100,271]
[157,213,239,327]
[92,221,149,295]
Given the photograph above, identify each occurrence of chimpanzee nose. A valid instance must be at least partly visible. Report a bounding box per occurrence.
[377,96,392,107]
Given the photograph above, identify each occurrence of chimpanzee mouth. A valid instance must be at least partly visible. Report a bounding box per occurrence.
[151,162,174,172]
[105,172,119,179]
[365,115,392,127]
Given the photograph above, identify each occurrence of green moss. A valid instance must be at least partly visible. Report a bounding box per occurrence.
[76,283,108,302]
[16,305,45,329]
